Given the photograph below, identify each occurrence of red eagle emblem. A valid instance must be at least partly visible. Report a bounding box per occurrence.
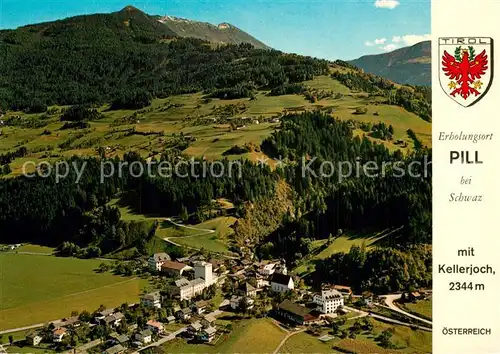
[441,46,488,100]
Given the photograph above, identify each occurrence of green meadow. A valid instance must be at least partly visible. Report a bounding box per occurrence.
[0,253,147,330]
[1,75,430,176]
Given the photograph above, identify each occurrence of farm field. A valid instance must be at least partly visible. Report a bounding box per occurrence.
[0,253,147,330]
[0,75,431,177]
[161,318,287,353]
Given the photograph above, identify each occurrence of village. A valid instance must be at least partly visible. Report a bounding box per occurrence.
[8,251,432,354]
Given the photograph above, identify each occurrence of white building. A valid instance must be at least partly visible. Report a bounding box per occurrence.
[230,295,254,310]
[270,273,294,293]
[261,263,276,276]
[140,292,162,308]
[176,278,206,300]
[313,287,344,314]
[194,261,213,286]
[166,261,216,300]
[148,253,171,271]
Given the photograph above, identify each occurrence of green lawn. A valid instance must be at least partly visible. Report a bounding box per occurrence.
[13,244,55,254]
[281,332,333,353]
[1,330,57,353]
[402,298,432,319]
[293,231,389,276]
[0,253,147,330]
[159,217,237,254]
[161,318,287,353]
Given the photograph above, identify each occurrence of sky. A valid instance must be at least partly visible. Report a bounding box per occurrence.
[0,0,430,60]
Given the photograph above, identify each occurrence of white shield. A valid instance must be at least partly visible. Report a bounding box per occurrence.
[439,37,494,107]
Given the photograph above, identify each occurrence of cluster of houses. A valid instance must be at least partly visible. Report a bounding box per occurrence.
[24,308,168,352]
[185,314,218,343]
[275,284,351,326]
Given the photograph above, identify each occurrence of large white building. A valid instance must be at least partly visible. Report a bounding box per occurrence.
[313,287,344,314]
[167,261,217,300]
[175,278,206,300]
[194,261,213,285]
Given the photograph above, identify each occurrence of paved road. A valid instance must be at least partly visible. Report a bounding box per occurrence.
[0,319,63,335]
[343,306,431,332]
[382,294,433,326]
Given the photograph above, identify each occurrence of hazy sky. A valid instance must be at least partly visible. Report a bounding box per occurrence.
[0,0,430,60]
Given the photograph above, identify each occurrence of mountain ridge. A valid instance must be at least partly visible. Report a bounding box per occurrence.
[349,41,431,86]
[155,14,269,49]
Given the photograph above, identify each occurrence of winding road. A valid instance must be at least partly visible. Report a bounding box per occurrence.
[343,306,431,332]
[163,218,239,259]
[381,294,433,326]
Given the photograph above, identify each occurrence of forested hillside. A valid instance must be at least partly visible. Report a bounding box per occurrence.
[0,6,327,111]
[0,7,432,294]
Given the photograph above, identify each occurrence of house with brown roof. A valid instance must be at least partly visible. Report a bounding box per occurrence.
[333,285,353,296]
[160,261,192,276]
[146,320,164,334]
[276,299,317,325]
[192,300,209,314]
[52,328,67,343]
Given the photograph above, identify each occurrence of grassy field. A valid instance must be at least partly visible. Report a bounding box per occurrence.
[1,329,57,353]
[402,298,433,319]
[282,319,431,354]
[161,318,287,353]
[107,197,237,255]
[1,75,430,176]
[293,231,389,276]
[164,217,237,254]
[12,244,55,254]
[0,253,147,330]
[281,332,333,353]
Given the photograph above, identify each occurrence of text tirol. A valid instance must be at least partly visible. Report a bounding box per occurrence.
[450,151,483,164]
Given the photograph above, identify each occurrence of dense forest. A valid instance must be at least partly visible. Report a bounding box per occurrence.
[0,7,328,111]
[0,153,277,254]
[256,112,431,292]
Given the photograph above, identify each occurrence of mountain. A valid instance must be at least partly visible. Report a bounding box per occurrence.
[156,15,269,49]
[349,41,431,86]
[0,6,326,111]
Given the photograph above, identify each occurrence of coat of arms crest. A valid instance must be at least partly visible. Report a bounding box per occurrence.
[439,37,493,107]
